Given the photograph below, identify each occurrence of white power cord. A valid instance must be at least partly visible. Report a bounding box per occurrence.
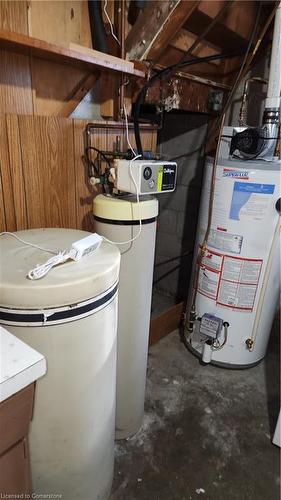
[0,232,58,254]
[27,251,73,280]
[0,232,102,280]
[124,103,136,156]
[103,0,120,46]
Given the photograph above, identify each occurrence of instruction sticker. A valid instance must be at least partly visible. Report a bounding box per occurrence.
[217,256,263,311]
[229,182,275,221]
[198,266,220,300]
[197,249,263,311]
[201,249,223,272]
[197,248,222,299]
[208,229,243,254]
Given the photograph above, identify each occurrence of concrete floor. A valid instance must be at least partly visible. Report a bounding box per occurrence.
[111,323,280,500]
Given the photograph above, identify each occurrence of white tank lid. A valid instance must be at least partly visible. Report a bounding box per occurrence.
[93,194,159,221]
[0,229,120,309]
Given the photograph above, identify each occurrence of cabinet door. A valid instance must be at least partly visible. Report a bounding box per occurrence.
[0,438,31,495]
[0,384,35,456]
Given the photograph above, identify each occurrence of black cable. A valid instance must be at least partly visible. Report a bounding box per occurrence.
[176,0,234,68]
[133,51,244,156]
[86,146,112,169]
[222,135,280,140]
[88,0,108,54]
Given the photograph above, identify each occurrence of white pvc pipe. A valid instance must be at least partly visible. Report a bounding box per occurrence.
[266,2,281,109]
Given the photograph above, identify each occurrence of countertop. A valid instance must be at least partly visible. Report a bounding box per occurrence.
[0,325,46,402]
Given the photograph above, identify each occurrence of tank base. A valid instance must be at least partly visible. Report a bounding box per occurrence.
[186,342,264,370]
[115,422,142,440]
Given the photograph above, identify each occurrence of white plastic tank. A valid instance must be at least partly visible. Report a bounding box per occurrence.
[93,194,159,438]
[0,228,120,500]
[187,158,280,367]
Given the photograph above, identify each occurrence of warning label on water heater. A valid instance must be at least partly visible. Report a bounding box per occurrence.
[197,248,263,311]
[217,256,263,310]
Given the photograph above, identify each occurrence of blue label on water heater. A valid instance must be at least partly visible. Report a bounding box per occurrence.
[230,182,275,220]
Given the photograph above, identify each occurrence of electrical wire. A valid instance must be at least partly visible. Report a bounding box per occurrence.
[123,102,136,156]
[86,146,112,169]
[103,0,120,46]
[212,323,229,350]
[173,1,234,69]
[0,232,59,255]
[27,251,71,280]
[221,135,280,140]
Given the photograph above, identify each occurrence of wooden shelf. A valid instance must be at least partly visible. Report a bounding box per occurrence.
[0,29,146,78]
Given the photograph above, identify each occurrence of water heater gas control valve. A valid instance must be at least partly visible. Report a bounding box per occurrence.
[113,159,177,195]
[199,313,224,340]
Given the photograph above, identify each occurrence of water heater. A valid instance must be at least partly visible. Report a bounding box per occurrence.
[186,158,280,368]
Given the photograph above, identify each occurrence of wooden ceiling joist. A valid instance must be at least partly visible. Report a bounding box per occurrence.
[125,0,199,62]
[170,29,221,64]
[197,0,257,42]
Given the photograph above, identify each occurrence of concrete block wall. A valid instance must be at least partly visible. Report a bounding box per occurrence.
[153,112,208,302]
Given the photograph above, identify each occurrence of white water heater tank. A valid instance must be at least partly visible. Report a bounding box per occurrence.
[187,158,280,368]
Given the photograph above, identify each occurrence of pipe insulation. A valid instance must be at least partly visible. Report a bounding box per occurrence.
[266,2,281,109]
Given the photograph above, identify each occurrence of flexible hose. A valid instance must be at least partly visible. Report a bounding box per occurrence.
[88,0,108,54]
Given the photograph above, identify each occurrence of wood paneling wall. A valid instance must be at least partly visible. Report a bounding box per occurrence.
[0,115,157,232]
[0,1,94,117]
[0,3,157,233]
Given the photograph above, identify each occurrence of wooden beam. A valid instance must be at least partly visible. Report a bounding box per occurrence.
[184,9,249,52]
[170,29,221,65]
[58,72,99,117]
[198,0,257,41]
[153,65,230,90]
[0,29,146,77]
[146,75,226,114]
[149,302,184,346]
[125,0,199,62]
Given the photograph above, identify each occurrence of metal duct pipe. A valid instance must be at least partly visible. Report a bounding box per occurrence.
[265,2,281,110]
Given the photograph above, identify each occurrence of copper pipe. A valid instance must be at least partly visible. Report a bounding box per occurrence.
[239,77,268,126]
[85,121,158,152]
